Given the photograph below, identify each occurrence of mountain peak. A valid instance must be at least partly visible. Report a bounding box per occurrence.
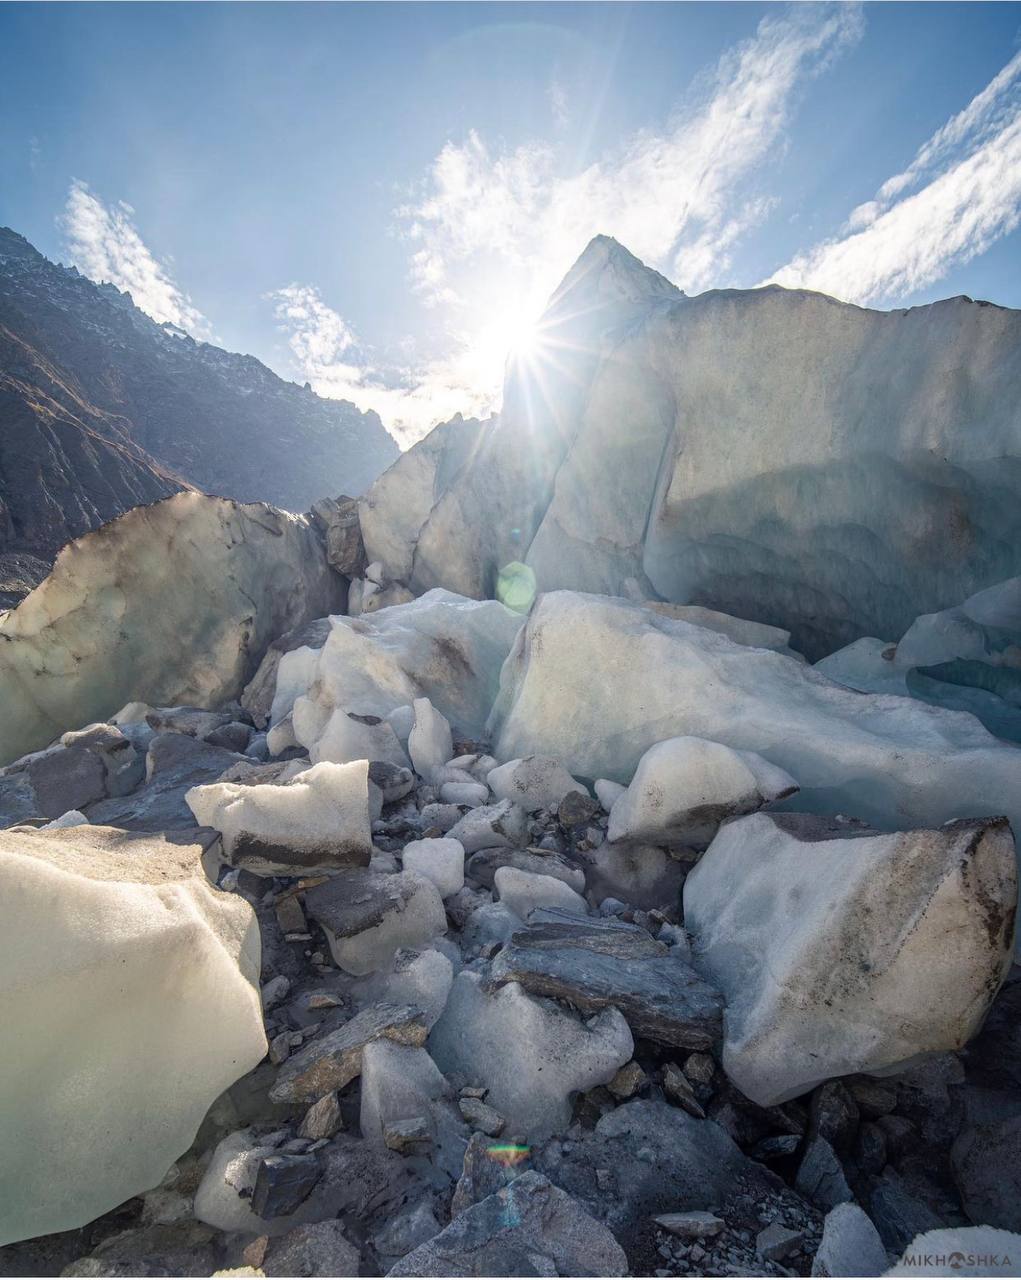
[545,235,682,323]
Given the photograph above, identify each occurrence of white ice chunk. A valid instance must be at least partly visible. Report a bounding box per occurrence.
[360,1041,467,1178]
[0,825,265,1246]
[310,708,409,768]
[594,779,626,812]
[439,781,489,808]
[495,866,588,919]
[608,736,798,848]
[408,698,453,781]
[487,756,588,812]
[429,971,633,1139]
[447,799,528,854]
[402,837,465,899]
[186,760,372,876]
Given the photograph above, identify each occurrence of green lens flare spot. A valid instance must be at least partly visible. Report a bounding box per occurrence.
[496,561,537,613]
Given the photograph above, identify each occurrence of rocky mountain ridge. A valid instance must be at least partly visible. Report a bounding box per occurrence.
[0,226,398,602]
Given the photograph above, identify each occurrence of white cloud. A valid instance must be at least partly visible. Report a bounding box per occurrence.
[61,180,210,336]
[285,5,859,445]
[766,50,1021,303]
[270,284,498,448]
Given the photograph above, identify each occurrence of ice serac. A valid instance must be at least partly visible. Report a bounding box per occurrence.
[280,589,522,748]
[488,591,1021,843]
[0,492,343,766]
[683,812,1017,1105]
[0,822,266,1246]
[361,235,1021,658]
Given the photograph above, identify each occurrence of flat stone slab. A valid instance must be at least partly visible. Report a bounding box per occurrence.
[487,911,722,1050]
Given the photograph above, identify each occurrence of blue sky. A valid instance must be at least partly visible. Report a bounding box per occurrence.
[1,2,1020,444]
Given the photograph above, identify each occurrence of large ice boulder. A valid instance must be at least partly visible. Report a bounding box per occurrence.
[276,591,523,756]
[359,235,1021,659]
[186,761,373,875]
[0,493,343,766]
[0,823,266,1245]
[683,812,1017,1105]
[488,592,1021,846]
[606,735,798,848]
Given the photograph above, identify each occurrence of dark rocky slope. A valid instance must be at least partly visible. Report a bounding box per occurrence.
[0,227,397,602]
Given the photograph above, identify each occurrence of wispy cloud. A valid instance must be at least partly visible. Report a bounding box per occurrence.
[286,5,860,443]
[61,180,210,336]
[270,284,497,447]
[766,50,1021,303]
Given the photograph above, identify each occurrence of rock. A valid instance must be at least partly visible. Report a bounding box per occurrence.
[583,840,686,912]
[408,698,454,780]
[684,812,1016,1104]
[466,846,585,893]
[887,1226,1021,1276]
[387,1171,628,1277]
[951,1117,1021,1231]
[450,1130,534,1218]
[0,493,343,766]
[487,756,589,812]
[310,709,409,769]
[459,1097,505,1137]
[810,1081,861,1155]
[662,1063,706,1119]
[250,1154,322,1219]
[202,720,253,753]
[756,1222,804,1261]
[263,1220,360,1277]
[0,823,266,1246]
[654,1211,725,1240]
[85,732,243,832]
[402,837,465,899]
[304,868,447,975]
[269,1003,429,1104]
[369,760,416,804]
[279,591,523,754]
[495,865,588,918]
[384,1116,433,1154]
[261,975,291,1009]
[447,799,529,854]
[374,1201,442,1262]
[429,971,633,1139]
[317,494,367,578]
[297,1093,343,1141]
[811,1203,889,1277]
[847,1078,898,1119]
[486,591,1021,853]
[530,1100,815,1265]
[795,1138,853,1211]
[360,1042,467,1177]
[186,760,373,875]
[607,735,798,848]
[275,893,308,936]
[608,1061,648,1100]
[20,743,108,818]
[558,790,601,828]
[241,617,333,728]
[489,910,723,1050]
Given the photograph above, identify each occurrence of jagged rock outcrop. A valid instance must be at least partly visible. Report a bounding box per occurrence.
[0,492,343,765]
[360,234,1021,658]
[0,822,265,1246]
[0,227,397,599]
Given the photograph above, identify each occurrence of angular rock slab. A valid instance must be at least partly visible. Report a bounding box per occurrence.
[607,735,798,848]
[488,910,723,1050]
[488,591,1021,851]
[0,492,342,766]
[429,971,633,1139]
[684,812,1017,1105]
[532,1100,816,1267]
[279,589,523,745]
[0,823,266,1245]
[388,1171,627,1277]
[186,760,372,875]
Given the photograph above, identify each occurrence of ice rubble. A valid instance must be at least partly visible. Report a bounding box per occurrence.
[0,823,266,1245]
[684,812,1017,1105]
